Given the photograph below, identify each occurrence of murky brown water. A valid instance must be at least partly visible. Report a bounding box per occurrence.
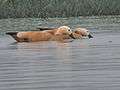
[0,16,120,90]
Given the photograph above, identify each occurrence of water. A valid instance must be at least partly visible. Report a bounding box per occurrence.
[0,16,120,90]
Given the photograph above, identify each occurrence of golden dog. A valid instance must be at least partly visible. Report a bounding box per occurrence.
[6,26,75,42]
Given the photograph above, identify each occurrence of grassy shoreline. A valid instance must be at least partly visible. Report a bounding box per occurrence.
[0,0,120,19]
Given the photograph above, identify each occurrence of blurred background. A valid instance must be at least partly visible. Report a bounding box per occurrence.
[0,0,120,19]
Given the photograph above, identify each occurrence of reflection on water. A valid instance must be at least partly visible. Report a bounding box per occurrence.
[0,16,120,90]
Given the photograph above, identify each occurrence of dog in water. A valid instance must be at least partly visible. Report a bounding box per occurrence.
[71,27,93,39]
[6,26,75,42]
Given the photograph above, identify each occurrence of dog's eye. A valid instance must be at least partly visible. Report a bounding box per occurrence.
[68,29,71,31]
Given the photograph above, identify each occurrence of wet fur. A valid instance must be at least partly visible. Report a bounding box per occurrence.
[6,26,73,42]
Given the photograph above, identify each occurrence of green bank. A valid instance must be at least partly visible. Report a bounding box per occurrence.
[0,0,120,19]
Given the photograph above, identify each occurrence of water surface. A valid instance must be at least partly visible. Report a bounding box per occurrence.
[0,16,120,90]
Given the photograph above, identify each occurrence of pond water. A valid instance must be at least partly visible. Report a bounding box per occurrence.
[0,16,120,90]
